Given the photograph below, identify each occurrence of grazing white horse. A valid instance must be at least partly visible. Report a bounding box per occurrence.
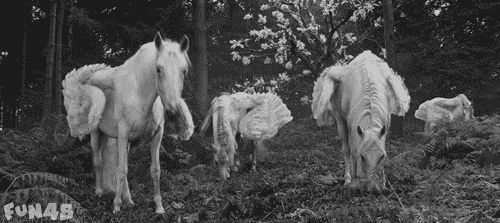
[62,32,194,213]
[312,50,410,192]
[414,94,476,133]
[200,92,293,179]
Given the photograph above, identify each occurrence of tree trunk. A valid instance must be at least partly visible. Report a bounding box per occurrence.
[192,0,209,119]
[42,0,58,123]
[383,0,403,138]
[52,0,66,116]
[18,1,29,130]
[67,1,73,68]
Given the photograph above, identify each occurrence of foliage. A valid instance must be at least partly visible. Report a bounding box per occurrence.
[420,114,500,170]
[228,0,381,107]
[2,115,500,222]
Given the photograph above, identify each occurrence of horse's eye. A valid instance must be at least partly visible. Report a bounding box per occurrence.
[156,67,161,73]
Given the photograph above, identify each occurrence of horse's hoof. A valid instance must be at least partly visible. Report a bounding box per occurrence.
[155,206,165,214]
[125,199,135,206]
[344,176,351,186]
[95,189,103,197]
[113,206,121,214]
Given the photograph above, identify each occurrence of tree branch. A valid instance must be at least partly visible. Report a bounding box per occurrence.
[328,8,355,46]
[289,37,315,72]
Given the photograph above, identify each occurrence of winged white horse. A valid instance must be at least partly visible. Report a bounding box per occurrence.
[62,32,194,213]
[414,94,476,133]
[311,50,410,192]
[200,92,293,179]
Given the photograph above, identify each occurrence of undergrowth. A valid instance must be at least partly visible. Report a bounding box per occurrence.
[0,114,499,222]
[420,115,500,170]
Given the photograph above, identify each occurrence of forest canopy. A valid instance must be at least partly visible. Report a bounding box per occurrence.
[0,0,499,130]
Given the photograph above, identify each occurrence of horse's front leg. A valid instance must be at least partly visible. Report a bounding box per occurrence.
[250,140,258,172]
[90,130,103,196]
[113,123,131,214]
[335,116,351,185]
[150,126,165,213]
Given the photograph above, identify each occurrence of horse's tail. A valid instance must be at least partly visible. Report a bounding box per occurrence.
[62,64,111,139]
[200,97,217,137]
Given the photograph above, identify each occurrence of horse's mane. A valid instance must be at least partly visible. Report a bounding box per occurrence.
[348,52,391,131]
[215,96,238,164]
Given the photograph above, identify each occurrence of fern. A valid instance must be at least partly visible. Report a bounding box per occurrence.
[420,114,500,170]
[7,172,78,191]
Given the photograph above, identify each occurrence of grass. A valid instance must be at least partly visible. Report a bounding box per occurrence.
[1,115,500,222]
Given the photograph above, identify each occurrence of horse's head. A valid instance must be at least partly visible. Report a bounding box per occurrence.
[352,125,387,193]
[153,31,191,113]
[464,100,476,122]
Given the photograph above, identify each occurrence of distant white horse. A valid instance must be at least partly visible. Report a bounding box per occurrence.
[62,32,194,213]
[414,94,476,133]
[312,50,410,192]
[200,92,293,179]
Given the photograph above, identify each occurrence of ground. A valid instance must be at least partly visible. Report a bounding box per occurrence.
[1,116,500,223]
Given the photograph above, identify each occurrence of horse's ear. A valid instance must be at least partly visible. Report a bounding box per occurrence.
[380,125,386,138]
[154,31,163,50]
[357,126,363,137]
[180,35,189,52]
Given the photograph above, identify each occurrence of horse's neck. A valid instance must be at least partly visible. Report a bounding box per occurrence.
[118,51,159,112]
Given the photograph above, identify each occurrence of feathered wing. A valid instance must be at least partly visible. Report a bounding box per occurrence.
[414,101,430,121]
[385,72,411,116]
[62,64,111,139]
[238,93,293,140]
[415,100,452,123]
[311,66,344,127]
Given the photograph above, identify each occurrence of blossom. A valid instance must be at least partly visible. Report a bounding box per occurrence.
[260,4,270,11]
[258,14,267,24]
[243,14,253,20]
[320,34,327,43]
[231,51,241,61]
[242,56,251,65]
[285,61,293,70]
[264,57,272,64]
[230,40,244,49]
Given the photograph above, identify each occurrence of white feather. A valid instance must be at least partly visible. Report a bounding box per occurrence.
[62,64,111,138]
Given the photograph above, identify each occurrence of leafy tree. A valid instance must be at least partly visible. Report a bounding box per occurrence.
[229,0,378,105]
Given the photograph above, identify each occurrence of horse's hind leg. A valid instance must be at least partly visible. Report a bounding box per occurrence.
[150,126,165,214]
[91,130,103,196]
[121,143,134,206]
[113,128,131,214]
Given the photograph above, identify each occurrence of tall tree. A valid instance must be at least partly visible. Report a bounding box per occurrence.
[382,0,402,138]
[42,0,58,122]
[192,0,209,117]
[52,0,66,116]
[18,1,30,129]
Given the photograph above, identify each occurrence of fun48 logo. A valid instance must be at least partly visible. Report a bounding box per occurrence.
[3,202,73,221]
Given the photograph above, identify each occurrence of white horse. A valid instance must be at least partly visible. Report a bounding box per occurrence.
[312,50,410,192]
[414,94,476,133]
[62,32,194,213]
[200,92,293,179]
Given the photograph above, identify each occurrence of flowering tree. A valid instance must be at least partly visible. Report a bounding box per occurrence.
[230,0,379,104]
